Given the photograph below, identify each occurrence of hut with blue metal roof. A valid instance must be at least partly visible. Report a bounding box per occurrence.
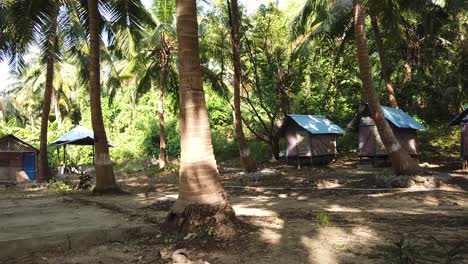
[448,107,468,169]
[347,104,425,163]
[278,114,345,166]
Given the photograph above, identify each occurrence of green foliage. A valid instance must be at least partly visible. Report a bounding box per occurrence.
[315,211,330,228]
[206,226,215,237]
[1,0,466,169]
[419,124,460,156]
[249,140,272,162]
[46,178,75,193]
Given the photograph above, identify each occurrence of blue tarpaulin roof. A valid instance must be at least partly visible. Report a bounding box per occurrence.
[347,105,425,130]
[381,106,426,130]
[50,126,95,146]
[282,114,345,135]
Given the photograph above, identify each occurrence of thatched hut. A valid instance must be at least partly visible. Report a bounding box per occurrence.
[448,107,468,169]
[0,134,38,183]
[278,114,345,166]
[347,105,425,164]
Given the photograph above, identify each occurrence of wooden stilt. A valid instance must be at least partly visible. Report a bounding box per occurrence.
[462,159,468,171]
[63,145,66,168]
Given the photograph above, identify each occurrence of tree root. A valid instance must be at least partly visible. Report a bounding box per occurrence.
[165,203,240,239]
[92,185,124,195]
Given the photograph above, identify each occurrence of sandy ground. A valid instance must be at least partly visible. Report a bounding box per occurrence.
[2,159,468,264]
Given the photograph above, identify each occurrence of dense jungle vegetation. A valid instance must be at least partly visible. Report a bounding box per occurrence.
[0,0,466,169]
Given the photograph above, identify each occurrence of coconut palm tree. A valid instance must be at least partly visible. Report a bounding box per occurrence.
[167,0,237,236]
[227,0,257,172]
[87,0,118,192]
[106,0,176,168]
[353,0,421,175]
[3,0,60,182]
[148,0,177,168]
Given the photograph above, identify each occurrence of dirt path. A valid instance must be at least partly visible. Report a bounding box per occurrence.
[2,163,468,263]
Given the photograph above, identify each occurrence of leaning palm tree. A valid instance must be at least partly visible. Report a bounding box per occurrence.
[291,0,399,108]
[353,0,420,175]
[293,0,421,175]
[167,0,237,237]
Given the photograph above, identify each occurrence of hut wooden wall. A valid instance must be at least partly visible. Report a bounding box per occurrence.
[359,126,376,156]
[311,134,337,156]
[286,126,311,157]
[0,153,23,182]
[285,123,338,158]
[462,123,468,157]
[359,124,418,156]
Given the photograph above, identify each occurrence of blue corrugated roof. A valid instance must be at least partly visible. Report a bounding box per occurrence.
[51,126,94,145]
[382,106,426,130]
[287,114,345,134]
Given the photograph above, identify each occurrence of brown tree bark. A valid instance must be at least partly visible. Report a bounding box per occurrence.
[38,16,57,183]
[227,0,257,172]
[370,15,399,109]
[88,0,119,192]
[166,0,238,237]
[158,39,169,169]
[353,0,421,175]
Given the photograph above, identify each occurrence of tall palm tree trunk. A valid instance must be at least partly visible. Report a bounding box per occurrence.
[38,17,57,183]
[370,15,398,109]
[88,0,119,192]
[167,0,237,237]
[158,43,168,169]
[228,0,257,172]
[353,0,421,175]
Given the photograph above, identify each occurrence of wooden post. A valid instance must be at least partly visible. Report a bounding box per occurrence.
[309,135,313,166]
[296,133,300,169]
[461,124,467,171]
[93,145,95,164]
[63,144,66,167]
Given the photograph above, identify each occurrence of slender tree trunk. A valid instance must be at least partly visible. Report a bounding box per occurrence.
[403,47,413,84]
[38,17,57,183]
[271,134,280,161]
[51,88,62,128]
[370,15,398,109]
[88,0,119,192]
[158,44,168,169]
[353,0,421,175]
[167,0,237,237]
[228,0,257,172]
